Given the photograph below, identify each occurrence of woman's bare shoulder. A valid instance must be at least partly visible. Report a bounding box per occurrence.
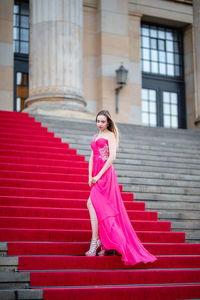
[92,133,98,140]
[108,131,115,138]
[107,131,116,142]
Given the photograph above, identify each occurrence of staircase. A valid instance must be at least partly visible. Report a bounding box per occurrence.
[33,114,200,243]
[0,110,199,300]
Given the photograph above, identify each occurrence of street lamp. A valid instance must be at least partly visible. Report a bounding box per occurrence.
[115,64,128,113]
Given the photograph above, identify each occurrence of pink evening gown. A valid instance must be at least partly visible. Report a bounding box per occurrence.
[89,135,158,266]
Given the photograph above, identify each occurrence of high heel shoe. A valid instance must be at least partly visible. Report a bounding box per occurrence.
[98,248,117,256]
[85,238,101,256]
[97,239,106,256]
[98,248,106,256]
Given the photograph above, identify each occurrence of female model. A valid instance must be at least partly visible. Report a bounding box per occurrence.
[85,110,157,266]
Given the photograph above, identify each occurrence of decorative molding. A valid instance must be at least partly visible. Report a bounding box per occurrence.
[129,11,143,18]
[128,0,193,25]
[167,0,193,5]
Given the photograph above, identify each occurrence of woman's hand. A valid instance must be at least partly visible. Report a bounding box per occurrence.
[88,176,93,187]
[91,175,100,185]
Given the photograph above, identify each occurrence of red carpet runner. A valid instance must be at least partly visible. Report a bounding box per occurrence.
[0,110,200,299]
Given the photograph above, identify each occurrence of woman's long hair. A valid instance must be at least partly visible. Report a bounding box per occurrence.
[96,110,119,149]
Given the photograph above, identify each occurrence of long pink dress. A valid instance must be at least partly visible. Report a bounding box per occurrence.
[90,136,158,266]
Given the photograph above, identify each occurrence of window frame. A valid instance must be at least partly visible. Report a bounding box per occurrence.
[141,23,184,79]
[141,22,186,129]
[13,0,29,55]
[13,0,29,111]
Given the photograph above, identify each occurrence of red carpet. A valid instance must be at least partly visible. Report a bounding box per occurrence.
[0,110,200,300]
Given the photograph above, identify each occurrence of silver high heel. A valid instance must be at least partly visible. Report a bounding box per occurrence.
[98,248,117,256]
[98,248,106,256]
[85,238,101,256]
[97,239,106,256]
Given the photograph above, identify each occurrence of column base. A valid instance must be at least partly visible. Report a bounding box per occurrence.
[23,98,95,120]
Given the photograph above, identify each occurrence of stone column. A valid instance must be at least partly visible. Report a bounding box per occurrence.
[24,0,90,118]
[193,0,200,126]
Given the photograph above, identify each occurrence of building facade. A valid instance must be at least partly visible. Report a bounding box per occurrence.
[0,0,200,129]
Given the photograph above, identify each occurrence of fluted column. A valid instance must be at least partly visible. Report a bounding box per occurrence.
[193,0,200,126]
[24,0,87,115]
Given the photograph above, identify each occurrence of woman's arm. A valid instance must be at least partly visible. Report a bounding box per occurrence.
[88,150,93,187]
[92,133,116,183]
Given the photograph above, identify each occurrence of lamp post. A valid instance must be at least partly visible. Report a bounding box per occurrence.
[115,64,128,113]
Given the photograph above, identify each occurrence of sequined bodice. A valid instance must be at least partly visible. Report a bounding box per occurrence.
[91,137,109,162]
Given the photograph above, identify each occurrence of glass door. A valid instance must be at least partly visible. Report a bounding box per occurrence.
[142,79,186,128]
[142,88,157,127]
[162,91,178,128]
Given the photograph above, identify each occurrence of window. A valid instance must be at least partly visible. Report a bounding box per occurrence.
[142,88,157,127]
[13,1,29,54]
[13,1,29,111]
[141,23,186,129]
[163,91,178,128]
[141,24,183,77]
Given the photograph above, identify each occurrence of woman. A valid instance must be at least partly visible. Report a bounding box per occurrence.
[85,110,157,266]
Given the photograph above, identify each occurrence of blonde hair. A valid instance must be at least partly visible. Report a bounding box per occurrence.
[96,110,119,149]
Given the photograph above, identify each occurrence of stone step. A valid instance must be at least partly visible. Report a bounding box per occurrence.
[42,115,200,133]
[118,177,200,188]
[164,220,200,231]
[33,114,200,138]
[45,123,198,137]
[72,144,200,160]
[118,145,200,157]
[134,193,200,204]
[0,243,7,256]
[0,271,30,289]
[33,114,200,140]
[61,138,200,158]
[144,201,200,212]
[48,126,200,145]
[53,131,200,150]
[78,149,200,165]
[179,231,200,242]
[123,183,200,194]
[114,164,200,176]
[115,170,200,182]
[85,157,200,172]
[38,116,199,135]
[66,138,200,156]
[170,229,200,243]
[158,211,200,221]
[157,212,200,239]
[0,256,18,272]
[126,185,200,195]
[0,289,43,300]
[59,132,200,151]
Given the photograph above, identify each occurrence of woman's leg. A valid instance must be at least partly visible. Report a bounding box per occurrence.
[87,197,99,239]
